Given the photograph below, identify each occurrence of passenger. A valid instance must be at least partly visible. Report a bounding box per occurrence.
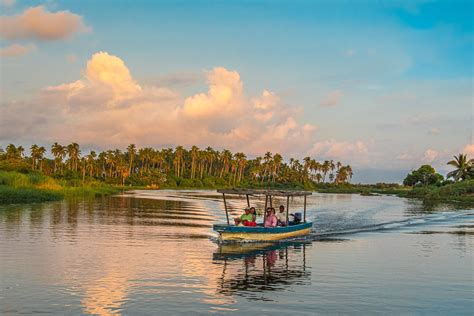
[276,205,287,226]
[243,207,257,227]
[264,207,277,228]
[234,207,253,226]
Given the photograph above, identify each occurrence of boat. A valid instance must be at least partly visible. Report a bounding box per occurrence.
[213,189,313,242]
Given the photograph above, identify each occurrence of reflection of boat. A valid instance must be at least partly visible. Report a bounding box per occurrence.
[213,242,311,299]
[213,189,313,242]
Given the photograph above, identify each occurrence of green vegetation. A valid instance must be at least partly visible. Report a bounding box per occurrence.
[0,143,472,206]
[403,165,443,186]
[0,170,120,204]
[1,143,353,189]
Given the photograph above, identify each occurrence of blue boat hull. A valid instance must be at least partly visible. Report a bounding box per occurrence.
[213,222,313,242]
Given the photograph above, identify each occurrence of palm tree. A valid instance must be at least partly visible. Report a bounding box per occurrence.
[51,143,66,174]
[234,152,247,183]
[86,151,97,177]
[447,154,473,181]
[220,149,232,178]
[173,146,185,178]
[272,153,282,182]
[66,143,81,171]
[30,144,39,170]
[126,144,137,176]
[321,160,330,183]
[37,146,46,171]
[190,145,199,179]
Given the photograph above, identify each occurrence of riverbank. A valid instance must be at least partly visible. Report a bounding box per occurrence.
[1,170,472,206]
[314,181,474,205]
[0,171,121,204]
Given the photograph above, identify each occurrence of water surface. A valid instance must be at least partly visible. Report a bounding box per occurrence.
[0,191,472,315]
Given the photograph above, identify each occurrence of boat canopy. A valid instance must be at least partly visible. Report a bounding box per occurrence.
[217,188,312,225]
[217,189,312,197]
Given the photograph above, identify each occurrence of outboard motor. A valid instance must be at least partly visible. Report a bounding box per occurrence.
[293,212,302,224]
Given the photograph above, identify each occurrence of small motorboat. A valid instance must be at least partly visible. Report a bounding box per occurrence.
[213,189,313,242]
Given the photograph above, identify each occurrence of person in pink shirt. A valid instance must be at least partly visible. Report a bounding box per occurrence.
[264,207,277,228]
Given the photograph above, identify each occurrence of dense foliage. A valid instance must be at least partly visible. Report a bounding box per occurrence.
[0,143,353,188]
[403,165,444,186]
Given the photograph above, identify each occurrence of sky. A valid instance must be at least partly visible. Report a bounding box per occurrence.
[0,0,473,183]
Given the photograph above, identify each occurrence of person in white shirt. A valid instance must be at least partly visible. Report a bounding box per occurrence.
[276,205,287,226]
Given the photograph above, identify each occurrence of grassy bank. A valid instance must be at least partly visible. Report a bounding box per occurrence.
[0,170,121,204]
[1,169,472,207]
[400,180,474,204]
[313,181,474,206]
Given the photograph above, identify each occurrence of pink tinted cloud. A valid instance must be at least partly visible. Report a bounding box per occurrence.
[0,6,90,41]
[423,149,439,163]
[0,43,35,57]
[0,51,316,157]
[462,143,474,156]
[308,140,371,165]
[320,90,343,107]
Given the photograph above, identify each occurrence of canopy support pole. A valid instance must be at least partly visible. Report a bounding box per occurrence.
[246,194,250,207]
[270,195,273,208]
[286,196,290,226]
[303,195,307,223]
[264,195,268,223]
[222,193,230,225]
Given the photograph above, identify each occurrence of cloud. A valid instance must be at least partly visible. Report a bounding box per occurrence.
[462,143,474,156]
[428,127,440,135]
[0,0,15,7]
[0,43,35,57]
[309,140,370,165]
[182,67,244,118]
[147,72,202,88]
[423,149,439,163]
[0,6,90,41]
[66,54,78,64]
[344,49,355,57]
[320,90,343,107]
[0,51,317,158]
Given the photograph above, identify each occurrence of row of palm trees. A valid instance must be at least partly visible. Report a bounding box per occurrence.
[1,143,354,186]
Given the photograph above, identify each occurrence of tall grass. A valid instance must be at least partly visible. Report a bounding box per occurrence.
[0,171,120,204]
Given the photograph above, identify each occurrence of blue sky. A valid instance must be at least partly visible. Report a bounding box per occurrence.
[0,0,473,183]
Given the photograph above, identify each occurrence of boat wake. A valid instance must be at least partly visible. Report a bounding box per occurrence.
[306,210,474,240]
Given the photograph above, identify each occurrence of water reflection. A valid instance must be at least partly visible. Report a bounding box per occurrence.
[213,242,311,301]
[0,191,472,315]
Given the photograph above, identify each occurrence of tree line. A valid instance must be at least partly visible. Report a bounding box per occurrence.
[0,143,354,187]
[403,153,473,186]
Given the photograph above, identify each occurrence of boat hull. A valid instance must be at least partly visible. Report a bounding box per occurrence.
[213,222,312,242]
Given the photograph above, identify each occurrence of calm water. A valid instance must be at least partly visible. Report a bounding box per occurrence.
[0,190,472,315]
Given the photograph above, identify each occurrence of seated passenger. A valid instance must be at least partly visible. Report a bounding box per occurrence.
[234,207,253,226]
[243,207,257,227]
[276,205,287,226]
[264,207,277,228]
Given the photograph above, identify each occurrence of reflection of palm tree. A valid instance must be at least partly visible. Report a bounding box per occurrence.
[447,154,473,181]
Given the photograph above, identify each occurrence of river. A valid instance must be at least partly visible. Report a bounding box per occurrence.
[0,190,472,315]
